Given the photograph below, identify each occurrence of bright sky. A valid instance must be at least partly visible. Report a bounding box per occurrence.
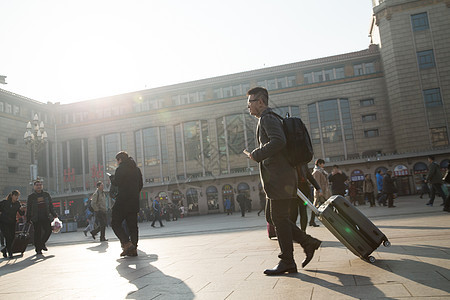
[0,0,374,104]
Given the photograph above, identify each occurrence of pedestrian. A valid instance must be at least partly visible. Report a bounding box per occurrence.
[348,182,358,205]
[151,197,164,227]
[224,198,232,215]
[442,163,450,212]
[382,170,397,208]
[363,174,376,207]
[109,151,143,257]
[311,159,331,227]
[257,187,266,216]
[419,175,430,199]
[244,87,321,275]
[26,180,58,255]
[0,190,25,258]
[328,165,348,196]
[236,192,247,217]
[89,181,109,242]
[83,206,95,236]
[376,170,385,206]
[290,164,321,231]
[425,155,446,207]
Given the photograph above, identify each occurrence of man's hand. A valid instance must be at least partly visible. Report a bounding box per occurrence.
[243,149,256,162]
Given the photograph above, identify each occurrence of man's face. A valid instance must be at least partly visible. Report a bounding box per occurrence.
[247,95,262,117]
[98,183,104,190]
[319,163,325,168]
[34,182,43,192]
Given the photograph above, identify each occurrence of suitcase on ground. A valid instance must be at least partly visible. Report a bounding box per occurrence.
[267,223,276,239]
[298,189,390,263]
[11,223,31,255]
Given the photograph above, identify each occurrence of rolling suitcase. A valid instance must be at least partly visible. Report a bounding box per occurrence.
[11,223,32,256]
[297,189,390,263]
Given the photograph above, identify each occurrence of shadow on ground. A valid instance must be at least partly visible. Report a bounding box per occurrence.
[116,250,194,299]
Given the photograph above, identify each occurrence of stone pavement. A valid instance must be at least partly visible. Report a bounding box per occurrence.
[0,195,449,299]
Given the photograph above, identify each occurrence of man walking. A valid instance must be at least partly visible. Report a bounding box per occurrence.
[151,197,164,227]
[90,181,108,241]
[244,87,321,275]
[110,151,143,257]
[236,192,247,217]
[328,165,348,196]
[382,170,397,208]
[426,155,446,207]
[26,180,58,255]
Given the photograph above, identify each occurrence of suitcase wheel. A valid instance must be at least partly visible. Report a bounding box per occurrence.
[368,256,376,263]
[383,240,391,247]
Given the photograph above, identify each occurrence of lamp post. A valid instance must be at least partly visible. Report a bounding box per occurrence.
[24,114,48,182]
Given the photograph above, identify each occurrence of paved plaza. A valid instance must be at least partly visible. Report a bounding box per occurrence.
[0,195,449,299]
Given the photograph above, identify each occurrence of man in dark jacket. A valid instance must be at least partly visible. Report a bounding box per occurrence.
[382,170,396,208]
[426,155,446,206]
[236,192,247,217]
[26,180,58,255]
[110,151,143,257]
[328,165,348,196]
[245,87,321,275]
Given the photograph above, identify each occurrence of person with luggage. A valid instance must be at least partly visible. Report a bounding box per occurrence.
[0,190,25,258]
[151,197,164,227]
[109,151,143,257]
[311,159,331,227]
[382,170,397,208]
[89,181,109,241]
[245,87,321,275]
[328,165,348,196]
[425,155,446,207]
[290,164,321,231]
[26,180,58,255]
[363,174,376,207]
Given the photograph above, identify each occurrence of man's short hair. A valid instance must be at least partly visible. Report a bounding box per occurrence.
[96,181,103,188]
[428,155,435,161]
[247,87,269,106]
[332,165,339,169]
[33,179,42,185]
[116,151,129,161]
[315,159,325,165]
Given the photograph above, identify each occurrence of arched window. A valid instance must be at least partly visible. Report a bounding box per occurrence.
[171,189,183,205]
[186,188,199,212]
[374,166,388,175]
[206,186,219,210]
[413,162,428,174]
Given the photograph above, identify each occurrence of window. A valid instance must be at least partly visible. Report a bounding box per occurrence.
[5,103,12,114]
[364,129,379,138]
[335,67,345,79]
[287,76,296,87]
[13,105,20,115]
[423,88,442,107]
[213,88,222,99]
[417,50,435,69]
[304,73,313,84]
[430,127,449,147]
[360,99,375,107]
[7,138,17,145]
[8,167,18,173]
[411,12,429,31]
[267,79,276,90]
[8,152,18,159]
[362,114,377,122]
[354,62,375,76]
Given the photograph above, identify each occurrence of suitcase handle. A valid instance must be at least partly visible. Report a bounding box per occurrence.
[297,188,320,215]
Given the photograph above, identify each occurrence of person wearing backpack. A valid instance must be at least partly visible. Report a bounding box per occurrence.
[245,87,321,276]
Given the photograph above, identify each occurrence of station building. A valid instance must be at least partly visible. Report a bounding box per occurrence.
[1,0,449,217]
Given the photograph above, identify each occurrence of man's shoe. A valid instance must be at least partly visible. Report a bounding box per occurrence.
[1,248,7,258]
[151,224,155,228]
[302,239,322,268]
[90,231,96,240]
[127,248,138,257]
[120,242,135,257]
[36,250,42,255]
[42,245,48,251]
[161,224,164,227]
[100,238,108,242]
[263,261,297,275]
[309,222,319,227]
[426,202,433,206]
[388,205,396,208]
[83,231,87,237]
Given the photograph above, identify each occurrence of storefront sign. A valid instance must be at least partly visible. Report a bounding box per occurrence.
[394,165,409,176]
[351,169,364,181]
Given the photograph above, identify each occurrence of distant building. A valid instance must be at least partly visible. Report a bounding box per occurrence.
[1,0,449,216]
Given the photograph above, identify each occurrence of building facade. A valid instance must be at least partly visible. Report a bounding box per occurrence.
[1,0,449,217]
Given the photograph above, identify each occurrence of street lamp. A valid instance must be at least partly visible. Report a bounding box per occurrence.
[24,114,48,181]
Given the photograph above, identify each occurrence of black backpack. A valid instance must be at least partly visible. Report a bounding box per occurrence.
[269,111,314,166]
